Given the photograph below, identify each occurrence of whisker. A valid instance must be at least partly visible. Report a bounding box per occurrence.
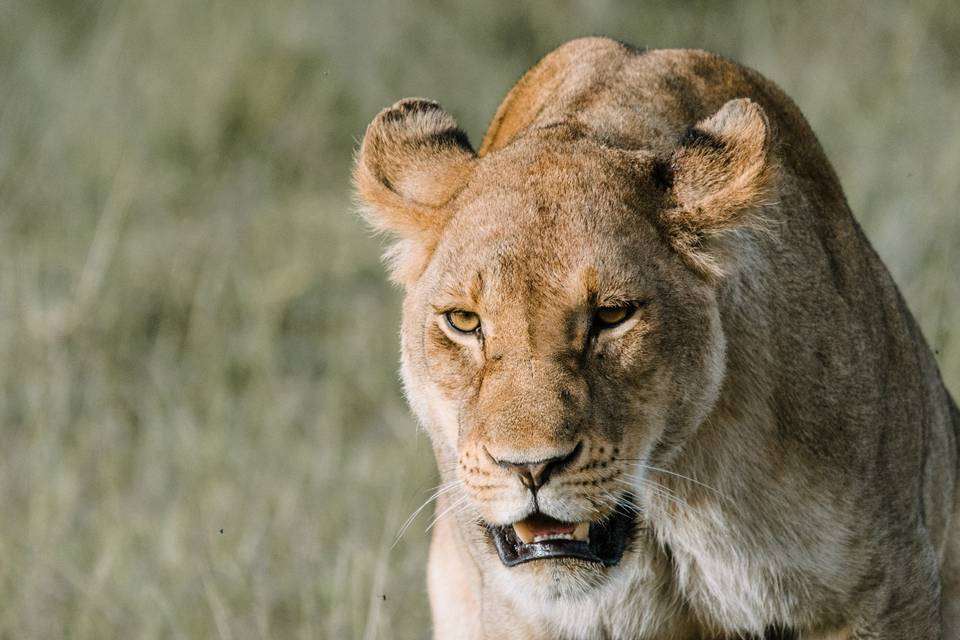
[600,490,643,517]
[616,459,728,500]
[578,487,647,524]
[628,479,688,508]
[637,464,728,500]
[612,479,683,527]
[617,475,690,511]
[425,495,472,534]
[393,480,462,547]
[426,500,474,535]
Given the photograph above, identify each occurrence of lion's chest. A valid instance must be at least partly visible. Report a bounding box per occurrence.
[655,500,854,635]
[529,563,702,640]
[667,535,784,633]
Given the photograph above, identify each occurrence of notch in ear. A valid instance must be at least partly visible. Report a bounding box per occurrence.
[658,98,777,279]
[353,98,477,284]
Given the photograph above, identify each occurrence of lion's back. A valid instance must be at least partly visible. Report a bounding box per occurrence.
[482,38,837,186]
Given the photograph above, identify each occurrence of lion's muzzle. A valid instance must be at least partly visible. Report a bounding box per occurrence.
[486,497,637,567]
[473,442,638,567]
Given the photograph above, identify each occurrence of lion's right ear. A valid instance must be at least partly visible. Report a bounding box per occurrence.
[353,98,477,284]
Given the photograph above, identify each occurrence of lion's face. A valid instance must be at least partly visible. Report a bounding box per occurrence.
[354,97,771,595]
[400,138,726,593]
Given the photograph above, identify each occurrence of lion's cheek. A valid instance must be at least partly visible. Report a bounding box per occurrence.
[402,367,462,454]
[400,325,481,457]
[651,305,728,458]
[671,302,727,432]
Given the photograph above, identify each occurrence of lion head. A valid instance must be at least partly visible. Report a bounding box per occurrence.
[354,84,775,597]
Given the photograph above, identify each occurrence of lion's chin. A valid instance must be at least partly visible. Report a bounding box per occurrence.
[485,497,637,569]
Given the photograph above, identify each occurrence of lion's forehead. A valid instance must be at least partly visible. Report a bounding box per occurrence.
[429,214,666,305]
[444,141,664,251]
[430,190,662,298]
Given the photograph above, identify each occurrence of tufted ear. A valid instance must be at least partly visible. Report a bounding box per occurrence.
[353,98,477,284]
[659,98,776,279]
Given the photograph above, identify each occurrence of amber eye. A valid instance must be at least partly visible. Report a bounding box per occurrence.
[593,305,635,330]
[445,310,481,334]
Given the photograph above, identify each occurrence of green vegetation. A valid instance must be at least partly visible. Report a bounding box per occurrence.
[0,1,957,637]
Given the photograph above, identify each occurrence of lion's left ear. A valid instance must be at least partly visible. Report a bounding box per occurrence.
[659,98,777,278]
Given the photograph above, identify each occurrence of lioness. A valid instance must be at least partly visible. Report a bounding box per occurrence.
[354,37,960,639]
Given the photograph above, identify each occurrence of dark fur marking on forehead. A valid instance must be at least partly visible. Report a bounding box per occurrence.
[468,271,485,304]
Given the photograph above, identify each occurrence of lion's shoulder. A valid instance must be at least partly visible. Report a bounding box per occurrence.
[480,39,737,154]
[480,39,836,194]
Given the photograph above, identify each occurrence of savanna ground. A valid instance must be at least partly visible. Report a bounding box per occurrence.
[0,1,958,638]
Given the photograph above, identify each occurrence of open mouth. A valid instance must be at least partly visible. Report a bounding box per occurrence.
[486,497,636,567]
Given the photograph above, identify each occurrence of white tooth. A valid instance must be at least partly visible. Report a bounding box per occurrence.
[534,533,574,542]
[513,521,534,544]
[573,522,590,542]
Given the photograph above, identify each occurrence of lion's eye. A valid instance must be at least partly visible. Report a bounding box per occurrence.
[593,305,635,330]
[445,310,481,334]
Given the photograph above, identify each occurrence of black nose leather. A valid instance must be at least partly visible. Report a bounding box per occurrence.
[490,443,581,491]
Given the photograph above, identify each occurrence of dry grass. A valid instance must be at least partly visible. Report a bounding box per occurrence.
[0,1,957,637]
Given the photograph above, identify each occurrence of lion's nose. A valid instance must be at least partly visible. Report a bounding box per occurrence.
[487,443,581,491]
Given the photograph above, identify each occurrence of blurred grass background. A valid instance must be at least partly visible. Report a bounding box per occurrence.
[0,0,958,637]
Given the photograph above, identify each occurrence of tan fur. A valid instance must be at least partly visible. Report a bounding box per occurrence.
[355,37,959,639]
